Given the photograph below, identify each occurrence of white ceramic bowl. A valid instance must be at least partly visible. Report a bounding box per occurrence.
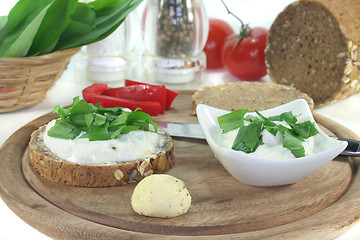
[196,99,348,187]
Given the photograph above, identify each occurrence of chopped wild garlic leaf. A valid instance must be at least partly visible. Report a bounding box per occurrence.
[218,109,248,133]
[48,96,158,141]
[218,109,319,158]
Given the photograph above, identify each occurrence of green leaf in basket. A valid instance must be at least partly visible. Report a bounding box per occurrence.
[0,8,49,57]
[0,0,143,57]
[72,2,97,26]
[54,0,143,51]
[0,16,7,31]
[0,0,53,57]
[51,2,97,51]
[0,0,52,42]
[27,0,78,56]
[88,0,143,43]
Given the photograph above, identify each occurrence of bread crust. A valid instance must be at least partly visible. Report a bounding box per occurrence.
[265,0,360,106]
[192,82,314,113]
[29,126,175,187]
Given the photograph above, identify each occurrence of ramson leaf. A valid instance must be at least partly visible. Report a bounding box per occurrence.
[218,109,248,133]
[218,109,319,158]
[88,120,110,141]
[0,3,51,57]
[27,0,78,56]
[232,120,263,153]
[50,2,97,52]
[0,16,7,31]
[0,0,52,44]
[48,96,156,141]
[47,120,80,140]
[283,130,305,158]
[0,0,143,57]
[55,0,143,51]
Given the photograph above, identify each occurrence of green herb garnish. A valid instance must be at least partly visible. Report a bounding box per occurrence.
[217,110,319,158]
[218,109,248,133]
[0,0,143,57]
[47,97,158,141]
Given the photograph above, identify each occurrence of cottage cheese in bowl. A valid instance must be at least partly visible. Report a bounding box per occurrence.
[196,99,348,186]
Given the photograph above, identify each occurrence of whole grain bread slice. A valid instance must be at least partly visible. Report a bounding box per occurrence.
[29,126,175,187]
[192,82,314,113]
[265,0,360,107]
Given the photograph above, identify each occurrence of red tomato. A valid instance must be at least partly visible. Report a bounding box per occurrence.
[221,27,268,81]
[204,18,235,69]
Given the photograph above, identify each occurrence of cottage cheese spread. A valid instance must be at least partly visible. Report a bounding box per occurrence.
[43,119,165,165]
[219,120,330,159]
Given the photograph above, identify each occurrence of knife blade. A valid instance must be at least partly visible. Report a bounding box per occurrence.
[157,121,205,140]
[156,121,360,156]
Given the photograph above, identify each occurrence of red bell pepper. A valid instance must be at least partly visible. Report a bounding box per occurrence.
[125,79,178,110]
[103,84,167,114]
[82,83,162,116]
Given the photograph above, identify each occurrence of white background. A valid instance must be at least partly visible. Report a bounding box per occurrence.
[0,0,360,239]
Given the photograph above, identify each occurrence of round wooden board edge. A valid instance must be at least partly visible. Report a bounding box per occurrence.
[0,109,360,239]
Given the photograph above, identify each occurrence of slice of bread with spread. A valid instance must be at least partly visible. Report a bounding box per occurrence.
[192,82,314,113]
[29,125,175,188]
[265,0,360,106]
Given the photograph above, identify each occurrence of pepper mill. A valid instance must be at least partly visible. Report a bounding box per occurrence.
[142,0,209,86]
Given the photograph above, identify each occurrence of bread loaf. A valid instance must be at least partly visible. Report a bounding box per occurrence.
[192,82,314,112]
[29,126,175,187]
[265,0,360,107]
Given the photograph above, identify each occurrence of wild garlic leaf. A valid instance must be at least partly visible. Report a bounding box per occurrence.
[55,0,143,51]
[27,0,78,56]
[52,2,96,52]
[282,130,305,158]
[280,111,298,125]
[69,97,94,127]
[108,112,129,130]
[111,125,140,139]
[126,111,158,132]
[1,0,143,57]
[93,113,107,126]
[295,121,319,139]
[218,109,248,133]
[0,0,52,44]
[0,3,51,57]
[71,2,96,26]
[85,113,94,128]
[0,16,7,31]
[219,109,319,158]
[47,119,80,140]
[88,120,110,141]
[48,96,156,141]
[232,120,263,153]
[53,105,70,120]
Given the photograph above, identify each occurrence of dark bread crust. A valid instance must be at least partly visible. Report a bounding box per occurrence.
[192,82,314,113]
[29,126,175,187]
[265,0,360,106]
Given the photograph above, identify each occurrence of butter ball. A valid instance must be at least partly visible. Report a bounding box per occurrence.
[131,174,191,218]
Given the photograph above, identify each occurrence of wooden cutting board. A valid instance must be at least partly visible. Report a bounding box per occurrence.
[0,91,360,240]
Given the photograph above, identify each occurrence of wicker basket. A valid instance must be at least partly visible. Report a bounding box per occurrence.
[0,47,80,113]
